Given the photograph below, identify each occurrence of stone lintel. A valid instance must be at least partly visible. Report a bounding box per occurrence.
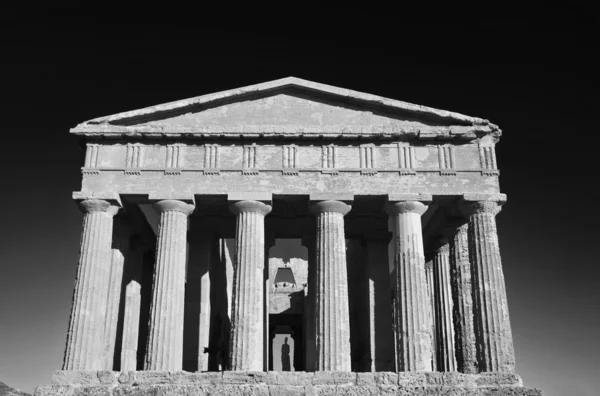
[72,191,122,207]
[227,192,272,205]
[462,193,507,203]
[309,193,354,203]
[387,193,432,203]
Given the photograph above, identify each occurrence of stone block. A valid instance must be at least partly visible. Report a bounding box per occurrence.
[114,386,158,396]
[397,372,426,387]
[425,372,470,387]
[117,373,133,385]
[354,373,375,387]
[222,371,268,384]
[97,371,118,385]
[372,372,396,386]
[73,386,113,396]
[271,372,314,386]
[52,371,100,386]
[267,385,306,396]
[182,372,223,385]
[474,373,523,387]
[131,371,173,385]
[34,386,75,396]
[312,372,356,386]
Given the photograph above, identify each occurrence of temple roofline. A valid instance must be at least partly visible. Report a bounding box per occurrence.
[70,77,500,142]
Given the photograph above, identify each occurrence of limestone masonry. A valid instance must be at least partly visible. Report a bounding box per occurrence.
[35,77,541,395]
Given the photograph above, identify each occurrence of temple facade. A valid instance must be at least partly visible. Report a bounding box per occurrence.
[35,78,541,395]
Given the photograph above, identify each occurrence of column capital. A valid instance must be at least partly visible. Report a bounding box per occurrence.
[78,199,120,216]
[153,199,195,215]
[386,200,429,216]
[460,200,504,217]
[433,238,450,254]
[229,200,272,215]
[425,260,434,272]
[309,200,352,216]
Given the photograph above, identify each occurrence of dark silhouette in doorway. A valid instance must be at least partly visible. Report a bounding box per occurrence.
[281,337,291,371]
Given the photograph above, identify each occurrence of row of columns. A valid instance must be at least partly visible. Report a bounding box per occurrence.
[63,195,515,373]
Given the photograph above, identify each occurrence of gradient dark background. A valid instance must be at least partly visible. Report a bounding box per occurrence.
[0,4,596,396]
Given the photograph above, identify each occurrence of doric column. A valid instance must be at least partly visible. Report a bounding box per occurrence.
[450,223,478,373]
[302,236,317,372]
[363,233,395,372]
[386,196,433,371]
[228,199,272,371]
[460,196,515,372]
[145,199,195,371]
[120,280,141,371]
[433,240,457,371]
[424,260,437,370]
[103,224,130,370]
[310,199,352,371]
[63,199,119,370]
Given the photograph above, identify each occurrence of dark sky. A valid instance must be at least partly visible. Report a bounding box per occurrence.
[0,4,596,396]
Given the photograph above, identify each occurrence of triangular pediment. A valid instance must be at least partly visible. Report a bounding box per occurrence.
[71,77,499,141]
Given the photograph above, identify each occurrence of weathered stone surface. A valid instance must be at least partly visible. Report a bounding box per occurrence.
[145,200,195,371]
[450,223,478,374]
[386,200,433,372]
[310,200,353,371]
[63,200,119,370]
[228,200,272,371]
[460,199,515,373]
[35,371,541,396]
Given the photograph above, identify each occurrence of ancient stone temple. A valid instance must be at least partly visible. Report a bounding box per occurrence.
[35,78,541,395]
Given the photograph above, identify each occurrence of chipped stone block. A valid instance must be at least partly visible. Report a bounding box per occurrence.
[97,371,118,385]
[425,372,470,387]
[312,372,356,385]
[397,372,426,387]
[372,372,396,386]
[272,372,314,386]
[475,373,523,388]
[72,386,113,396]
[267,385,306,396]
[34,386,75,396]
[52,371,100,386]
[131,371,173,385]
[355,373,375,387]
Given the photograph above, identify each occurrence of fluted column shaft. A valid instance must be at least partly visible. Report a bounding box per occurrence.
[121,280,141,371]
[424,260,437,370]
[386,201,433,372]
[450,223,478,373]
[63,199,119,370]
[145,200,195,371]
[433,242,457,371]
[228,200,272,371]
[310,200,352,371]
[462,201,515,372]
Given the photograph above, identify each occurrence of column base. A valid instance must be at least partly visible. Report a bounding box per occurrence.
[36,371,542,395]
